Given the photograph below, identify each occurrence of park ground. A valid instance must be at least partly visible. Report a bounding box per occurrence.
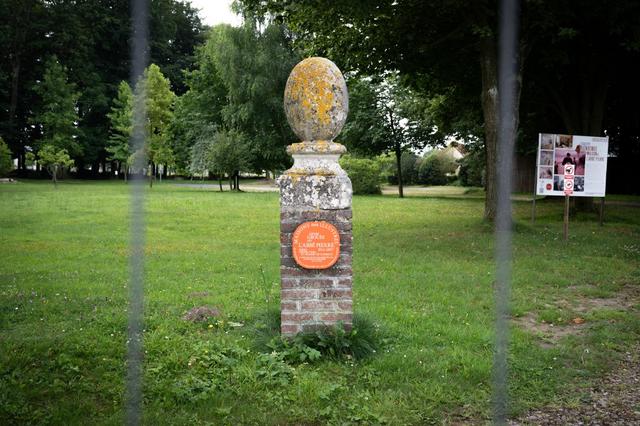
[0,180,639,424]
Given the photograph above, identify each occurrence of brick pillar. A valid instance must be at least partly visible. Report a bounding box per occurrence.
[278,57,352,336]
[280,208,353,335]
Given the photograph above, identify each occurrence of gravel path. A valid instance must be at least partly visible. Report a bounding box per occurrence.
[510,345,640,425]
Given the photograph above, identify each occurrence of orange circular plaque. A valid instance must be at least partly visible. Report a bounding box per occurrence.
[292,221,341,269]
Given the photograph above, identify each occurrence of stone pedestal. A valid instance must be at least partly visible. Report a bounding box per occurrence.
[278,57,352,336]
[278,143,352,335]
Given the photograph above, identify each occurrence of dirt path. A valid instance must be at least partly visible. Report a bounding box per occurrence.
[510,345,640,425]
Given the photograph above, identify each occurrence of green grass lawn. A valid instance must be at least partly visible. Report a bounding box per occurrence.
[1,180,638,424]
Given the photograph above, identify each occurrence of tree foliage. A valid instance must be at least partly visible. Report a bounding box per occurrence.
[339,155,382,195]
[209,22,300,173]
[418,151,457,186]
[31,57,81,157]
[37,144,74,187]
[106,81,133,176]
[137,63,176,183]
[0,0,204,172]
[341,74,436,197]
[0,137,13,176]
[174,21,301,180]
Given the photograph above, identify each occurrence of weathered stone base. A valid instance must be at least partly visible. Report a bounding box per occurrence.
[280,208,353,336]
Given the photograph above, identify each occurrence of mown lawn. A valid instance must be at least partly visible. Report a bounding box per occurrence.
[1,180,638,425]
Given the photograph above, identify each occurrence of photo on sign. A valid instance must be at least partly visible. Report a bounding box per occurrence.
[554,175,564,191]
[539,150,553,166]
[556,134,573,148]
[555,147,586,176]
[574,176,584,192]
[540,133,555,150]
[538,167,553,179]
[571,144,586,175]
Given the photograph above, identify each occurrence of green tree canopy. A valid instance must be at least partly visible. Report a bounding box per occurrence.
[210,22,300,173]
[31,56,81,157]
[37,144,74,187]
[0,137,13,176]
[106,80,133,177]
[137,63,176,185]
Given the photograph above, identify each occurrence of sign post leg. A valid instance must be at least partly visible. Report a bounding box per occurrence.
[599,197,605,226]
[563,195,570,241]
[531,184,537,223]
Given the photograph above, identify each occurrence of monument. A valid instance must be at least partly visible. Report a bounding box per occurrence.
[278,57,353,336]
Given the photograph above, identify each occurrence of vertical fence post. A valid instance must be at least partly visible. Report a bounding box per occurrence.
[563,195,570,241]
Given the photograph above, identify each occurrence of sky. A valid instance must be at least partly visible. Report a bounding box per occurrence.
[187,0,243,27]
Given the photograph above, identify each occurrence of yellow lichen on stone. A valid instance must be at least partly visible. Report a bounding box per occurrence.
[287,141,346,155]
[283,57,348,142]
[285,168,336,177]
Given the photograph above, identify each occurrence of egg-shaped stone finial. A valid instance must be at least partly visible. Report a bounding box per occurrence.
[284,57,349,143]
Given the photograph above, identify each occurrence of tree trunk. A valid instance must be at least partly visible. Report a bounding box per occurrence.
[52,165,58,188]
[394,143,404,198]
[149,162,154,188]
[235,172,240,191]
[480,36,499,221]
[218,174,223,192]
[229,174,233,190]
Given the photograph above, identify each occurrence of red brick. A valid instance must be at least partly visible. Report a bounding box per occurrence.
[301,300,336,311]
[280,233,292,245]
[336,278,352,287]
[280,256,298,268]
[280,222,300,233]
[281,312,313,322]
[281,278,300,289]
[319,289,352,299]
[335,209,352,221]
[281,324,300,334]
[280,245,292,257]
[319,313,352,322]
[337,301,353,310]
[280,301,298,311]
[289,278,335,289]
[334,221,352,231]
[281,289,316,300]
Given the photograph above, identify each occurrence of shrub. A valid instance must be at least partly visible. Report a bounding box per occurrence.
[458,148,484,187]
[339,155,382,195]
[0,138,12,177]
[418,151,457,185]
[386,151,420,185]
[265,316,382,363]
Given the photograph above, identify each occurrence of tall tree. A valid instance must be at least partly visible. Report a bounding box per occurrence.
[107,81,133,181]
[0,0,48,168]
[0,0,204,175]
[170,31,228,173]
[341,74,436,197]
[36,144,74,187]
[150,0,206,94]
[137,64,176,187]
[237,0,514,219]
[208,129,250,191]
[210,22,300,174]
[31,56,81,157]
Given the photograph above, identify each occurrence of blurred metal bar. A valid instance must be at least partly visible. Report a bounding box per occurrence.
[126,0,149,424]
[494,0,520,424]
